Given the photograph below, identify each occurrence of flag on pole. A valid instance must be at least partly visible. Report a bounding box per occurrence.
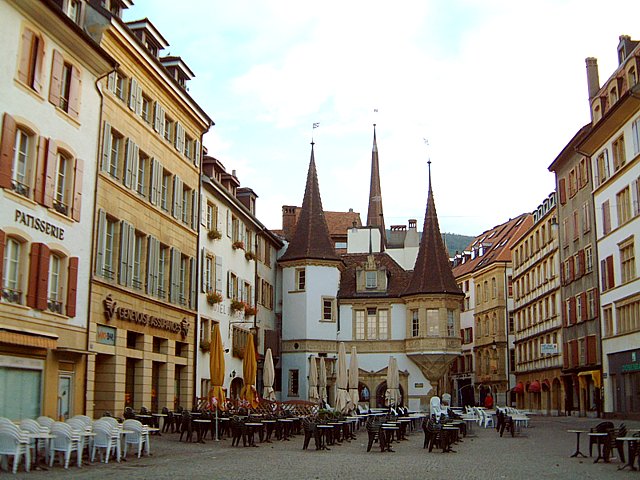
[313,123,319,128]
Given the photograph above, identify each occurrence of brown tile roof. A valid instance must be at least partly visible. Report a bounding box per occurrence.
[404,169,463,296]
[278,144,341,263]
[451,213,533,278]
[281,209,361,241]
[338,253,411,299]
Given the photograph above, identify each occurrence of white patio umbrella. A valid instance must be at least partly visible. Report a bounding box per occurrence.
[385,356,401,407]
[335,342,353,413]
[348,346,360,408]
[262,348,276,401]
[319,356,327,406]
[308,356,320,403]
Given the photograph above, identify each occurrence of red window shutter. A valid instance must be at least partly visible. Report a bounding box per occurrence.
[560,262,565,286]
[34,136,47,205]
[66,257,78,317]
[580,292,588,321]
[49,50,63,107]
[33,34,44,93]
[569,257,575,281]
[460,329,464,341]
[0,113,16,189]
[586,335,597,364]
[17,28,34,85]
[563,301,569,326]
[71,158,83,221]
[606,256,615,289]
[43,139,57,208]
[559,178,567,204]
[27,243,40,308]
[563,342,569,369]
[578,250,585,277]
[569,297,577,324]
[601,259,608,290]
[592,289,599,319]
[0,230,5,287]
[36,244,50,311]
[68,65,81,119]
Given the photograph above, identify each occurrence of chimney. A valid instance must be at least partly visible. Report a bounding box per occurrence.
[585,57,600,101]
[408,219,417,230]
[282,206,298,239]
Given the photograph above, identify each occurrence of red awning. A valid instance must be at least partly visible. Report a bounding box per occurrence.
[542,379,551,391]
[512,382,524,394]
[528,380,541,393]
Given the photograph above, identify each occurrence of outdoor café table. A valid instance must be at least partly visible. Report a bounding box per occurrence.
[27,432,55,470]
[381,424,399,452]
[397,419,412,440]
[442,426,459,452]
[151,413,166,433]
[511,415,529,434]
[193,420,211,443]
[588,432,610,463]
[244,423,264,447]
[261,419,276,442]
[616,437,639,471]
[317,424,333,450]
[567,429,588,458]
[136,414,153,426]
[278,418,294,441]
[461,415,476,435]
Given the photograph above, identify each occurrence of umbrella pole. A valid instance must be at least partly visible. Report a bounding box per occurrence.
[215,407,219,442]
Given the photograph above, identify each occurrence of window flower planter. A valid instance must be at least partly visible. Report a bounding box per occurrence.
[232,240,245,250]
[207,229,222,240]
[230,299,245,312]
[244,305,257,316]
[206,291,222,305]
[245,251,256,261]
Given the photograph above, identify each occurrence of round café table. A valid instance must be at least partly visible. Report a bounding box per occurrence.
[567,429,588,458]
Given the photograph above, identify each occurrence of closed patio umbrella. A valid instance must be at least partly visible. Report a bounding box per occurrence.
[240,332,259,409]
[335,342,353,413]
[319,356,327,406]
[309,356,320,403]
[262,348,276,401]
[385,356,400,407]
[348,346,359,409]
[209,323,226,411]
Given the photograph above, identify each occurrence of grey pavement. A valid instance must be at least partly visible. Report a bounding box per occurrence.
[10,415,640,480]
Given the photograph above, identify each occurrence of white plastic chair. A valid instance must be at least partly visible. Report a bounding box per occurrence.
[91,422,121,464]
[98,416,119,429]
[20,419,48,466]
[0,427,31,473]
[72,415,93,427]
[49,422,81,468]
[37,416,55,429]
[122,419,149,458]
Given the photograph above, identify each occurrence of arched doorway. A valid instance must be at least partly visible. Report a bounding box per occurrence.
[374,382,404,407]
[230,377,244,401]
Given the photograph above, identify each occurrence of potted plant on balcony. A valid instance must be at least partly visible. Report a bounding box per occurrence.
[245,251,256,261]
[244,304,257,317]
[207,228,222,240]
[230,299,245,312]
[232,240,245,250]
[200,339,211,351]
[206,291,222,305]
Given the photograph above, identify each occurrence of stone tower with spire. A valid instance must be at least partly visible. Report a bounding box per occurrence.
[366,125,386,247]
[279,142,343,401]
[403,162,464,393]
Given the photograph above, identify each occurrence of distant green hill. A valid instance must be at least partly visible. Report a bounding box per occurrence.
[441,233,474,257]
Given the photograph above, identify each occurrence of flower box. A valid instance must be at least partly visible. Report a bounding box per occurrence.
[232,240,245,250]
[206,291,222,305]
[207,229,222,240]
[245,251,256,261]
[230,299,245,312]
[244,305,257,316]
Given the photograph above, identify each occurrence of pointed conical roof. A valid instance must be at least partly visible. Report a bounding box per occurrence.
[404,163,462,296]
[279,143,340,263]
[366,125,386,246]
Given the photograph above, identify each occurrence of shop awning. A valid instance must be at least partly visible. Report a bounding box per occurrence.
[578,370,602,389]
[528,380,541,393]
[542,379,551,391]
[512,382,524,394]
[0,327,58,349]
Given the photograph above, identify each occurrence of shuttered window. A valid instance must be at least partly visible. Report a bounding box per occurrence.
[17,28,44,93]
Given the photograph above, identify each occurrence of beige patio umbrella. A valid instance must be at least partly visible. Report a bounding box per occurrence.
[240,332,259,409]
[208,323,226,410]
[308,356,320,403]
[348,346,360,409]
[335,342,354,413]
[319,356,327,406]
[262,347,276,401]
[385,356,401,407]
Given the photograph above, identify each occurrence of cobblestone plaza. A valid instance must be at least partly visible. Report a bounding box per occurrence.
[11,416,640,480]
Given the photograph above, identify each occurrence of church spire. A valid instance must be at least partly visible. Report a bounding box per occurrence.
[279,142,340,263]
[404,161,462,296]
[366,124,386,247]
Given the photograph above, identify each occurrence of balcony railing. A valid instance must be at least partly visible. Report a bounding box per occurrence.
[11,180,30,197]
[2,288,22,304]
[47,299,63,314]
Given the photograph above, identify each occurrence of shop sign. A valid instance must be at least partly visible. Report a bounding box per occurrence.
[414,383,424,388]
[103,294,189,339]
[96,324,116,345]
[15,209,64,240]
[621,363,640,373]
[541,343,558,354]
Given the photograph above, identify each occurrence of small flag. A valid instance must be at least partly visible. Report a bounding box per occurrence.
[313,123,319,128]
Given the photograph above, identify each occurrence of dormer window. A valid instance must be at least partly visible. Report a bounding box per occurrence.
[610,86,618,105]
[365,271,377,289]
[629,67,637,88]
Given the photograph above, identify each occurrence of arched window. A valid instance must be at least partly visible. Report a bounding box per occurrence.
[491,277,497,299]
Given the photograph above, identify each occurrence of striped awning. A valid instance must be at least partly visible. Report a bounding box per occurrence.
[0,328,58,349]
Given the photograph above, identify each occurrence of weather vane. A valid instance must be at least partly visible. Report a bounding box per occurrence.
[312,122,319,143]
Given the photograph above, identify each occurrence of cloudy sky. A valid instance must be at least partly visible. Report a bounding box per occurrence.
[125,1,640,236]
